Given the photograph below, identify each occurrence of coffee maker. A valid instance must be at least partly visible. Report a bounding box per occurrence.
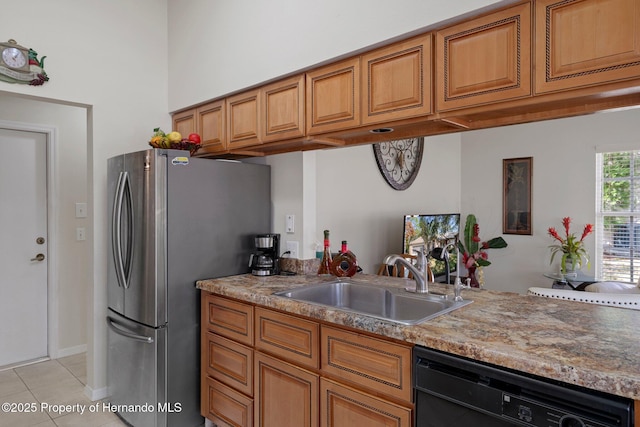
[249,233,280,276]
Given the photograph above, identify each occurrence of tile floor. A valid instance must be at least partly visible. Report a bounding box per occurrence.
[0,354,127,427]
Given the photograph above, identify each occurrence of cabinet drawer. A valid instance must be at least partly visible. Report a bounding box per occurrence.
[321,326,412,402]
[203,293,253,346]
[255,307,319,369]
[204,332,253,397]
[202,377,253,427]
[320,378,412,427]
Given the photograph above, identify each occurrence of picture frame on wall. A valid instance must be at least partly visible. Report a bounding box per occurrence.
[503,157,532,235]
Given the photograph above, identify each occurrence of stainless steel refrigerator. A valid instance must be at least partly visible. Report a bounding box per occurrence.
[106,149,270,427]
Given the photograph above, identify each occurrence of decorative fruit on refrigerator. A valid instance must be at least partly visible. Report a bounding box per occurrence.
[188,133,201,144]
[167,131,182,143]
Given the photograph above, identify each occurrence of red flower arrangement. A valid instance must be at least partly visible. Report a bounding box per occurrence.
[548,217,593,273]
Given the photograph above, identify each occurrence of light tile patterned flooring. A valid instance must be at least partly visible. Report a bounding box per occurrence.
[0,354,127,427]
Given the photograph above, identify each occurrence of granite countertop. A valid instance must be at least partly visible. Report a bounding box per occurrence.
[196,273,640,400]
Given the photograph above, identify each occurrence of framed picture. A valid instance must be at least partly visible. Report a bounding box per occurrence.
[503,157,532,235]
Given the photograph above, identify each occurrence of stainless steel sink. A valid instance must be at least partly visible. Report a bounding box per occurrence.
[274,280,472,325]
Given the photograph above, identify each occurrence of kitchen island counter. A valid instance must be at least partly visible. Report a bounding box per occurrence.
[196,273,640,401]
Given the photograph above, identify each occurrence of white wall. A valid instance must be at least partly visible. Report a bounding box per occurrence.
[0,96,87,354]
[315,134,462,274]
[167,0,508,111]
[0,0,170,398]
[460,108,640,294]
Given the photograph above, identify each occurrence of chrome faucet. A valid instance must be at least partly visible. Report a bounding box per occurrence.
[383,248,430,294]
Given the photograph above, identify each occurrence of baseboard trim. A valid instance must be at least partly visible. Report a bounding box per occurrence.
[57,344,87,358]
[85,384,109,402]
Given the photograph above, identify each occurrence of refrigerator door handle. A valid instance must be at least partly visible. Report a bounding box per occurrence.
[106,316,154,344]
[112,172,126,288]
[121,172,134,289]
[111,171,134,289]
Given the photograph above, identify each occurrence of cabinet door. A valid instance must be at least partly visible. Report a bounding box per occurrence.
[197,100,226,153]
[172,108,197,136]
[306,57,360,135]
[320,378,411,427]
[261,75,305,143]
[227,89,261,149]
[535,0,640,94]
[436,2,532,111]
[254,352,318,427]
[362,33,432,125]
[202,376,253,427]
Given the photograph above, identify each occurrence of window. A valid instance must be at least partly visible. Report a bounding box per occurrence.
[596,150,640,283]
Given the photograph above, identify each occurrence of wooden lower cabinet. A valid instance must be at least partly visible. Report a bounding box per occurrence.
[320,378,411,427]
[202,377,253,427]
[254,351,319,427]
[202,294,413,427]
[204,332,253,397]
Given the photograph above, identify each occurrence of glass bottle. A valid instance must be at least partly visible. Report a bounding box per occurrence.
[331,240,358,277]
[317,230,332,275]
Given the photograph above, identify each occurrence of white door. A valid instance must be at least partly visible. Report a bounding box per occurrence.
[0,128,48,367]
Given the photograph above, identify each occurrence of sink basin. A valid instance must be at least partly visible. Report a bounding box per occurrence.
[274,280,472,325]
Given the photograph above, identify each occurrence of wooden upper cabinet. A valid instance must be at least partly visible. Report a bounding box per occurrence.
[197,100,226,153]
[362,33,432,125]
[227,89,261,149]
[436,2,532,112]
[172,109,196,136]
[535,0,640,94]
[261,75,305,143]
[306,57,360,135]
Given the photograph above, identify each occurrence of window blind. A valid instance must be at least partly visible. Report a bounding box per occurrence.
[596,150,640,283]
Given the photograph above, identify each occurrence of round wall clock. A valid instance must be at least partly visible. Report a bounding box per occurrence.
[372,137,424,190]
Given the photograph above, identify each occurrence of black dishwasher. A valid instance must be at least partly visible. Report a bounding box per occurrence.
[414,346,633,427]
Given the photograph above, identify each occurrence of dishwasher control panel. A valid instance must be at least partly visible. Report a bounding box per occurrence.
[502,393,614,427]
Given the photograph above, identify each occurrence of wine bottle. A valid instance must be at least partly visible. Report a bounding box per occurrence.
[317,230,333,275]
[330,240,358,277]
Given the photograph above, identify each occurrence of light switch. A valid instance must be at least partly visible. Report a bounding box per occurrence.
[75,202,87,218]
[76,227,86,241]
[285,214,295,233]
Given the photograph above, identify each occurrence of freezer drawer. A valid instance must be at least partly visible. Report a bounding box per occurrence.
[107,310,166,427]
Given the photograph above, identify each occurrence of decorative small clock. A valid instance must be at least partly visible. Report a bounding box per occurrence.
[0,39,48,86]
[372,137,424,190]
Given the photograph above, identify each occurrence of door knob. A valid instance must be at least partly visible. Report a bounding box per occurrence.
[31,253,45,262]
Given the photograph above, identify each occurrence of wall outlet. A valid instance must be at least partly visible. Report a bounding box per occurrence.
[76,227,86,241]
[286,241,299,259]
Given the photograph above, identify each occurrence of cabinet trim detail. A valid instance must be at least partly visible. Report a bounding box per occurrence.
[443,15,523,102]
